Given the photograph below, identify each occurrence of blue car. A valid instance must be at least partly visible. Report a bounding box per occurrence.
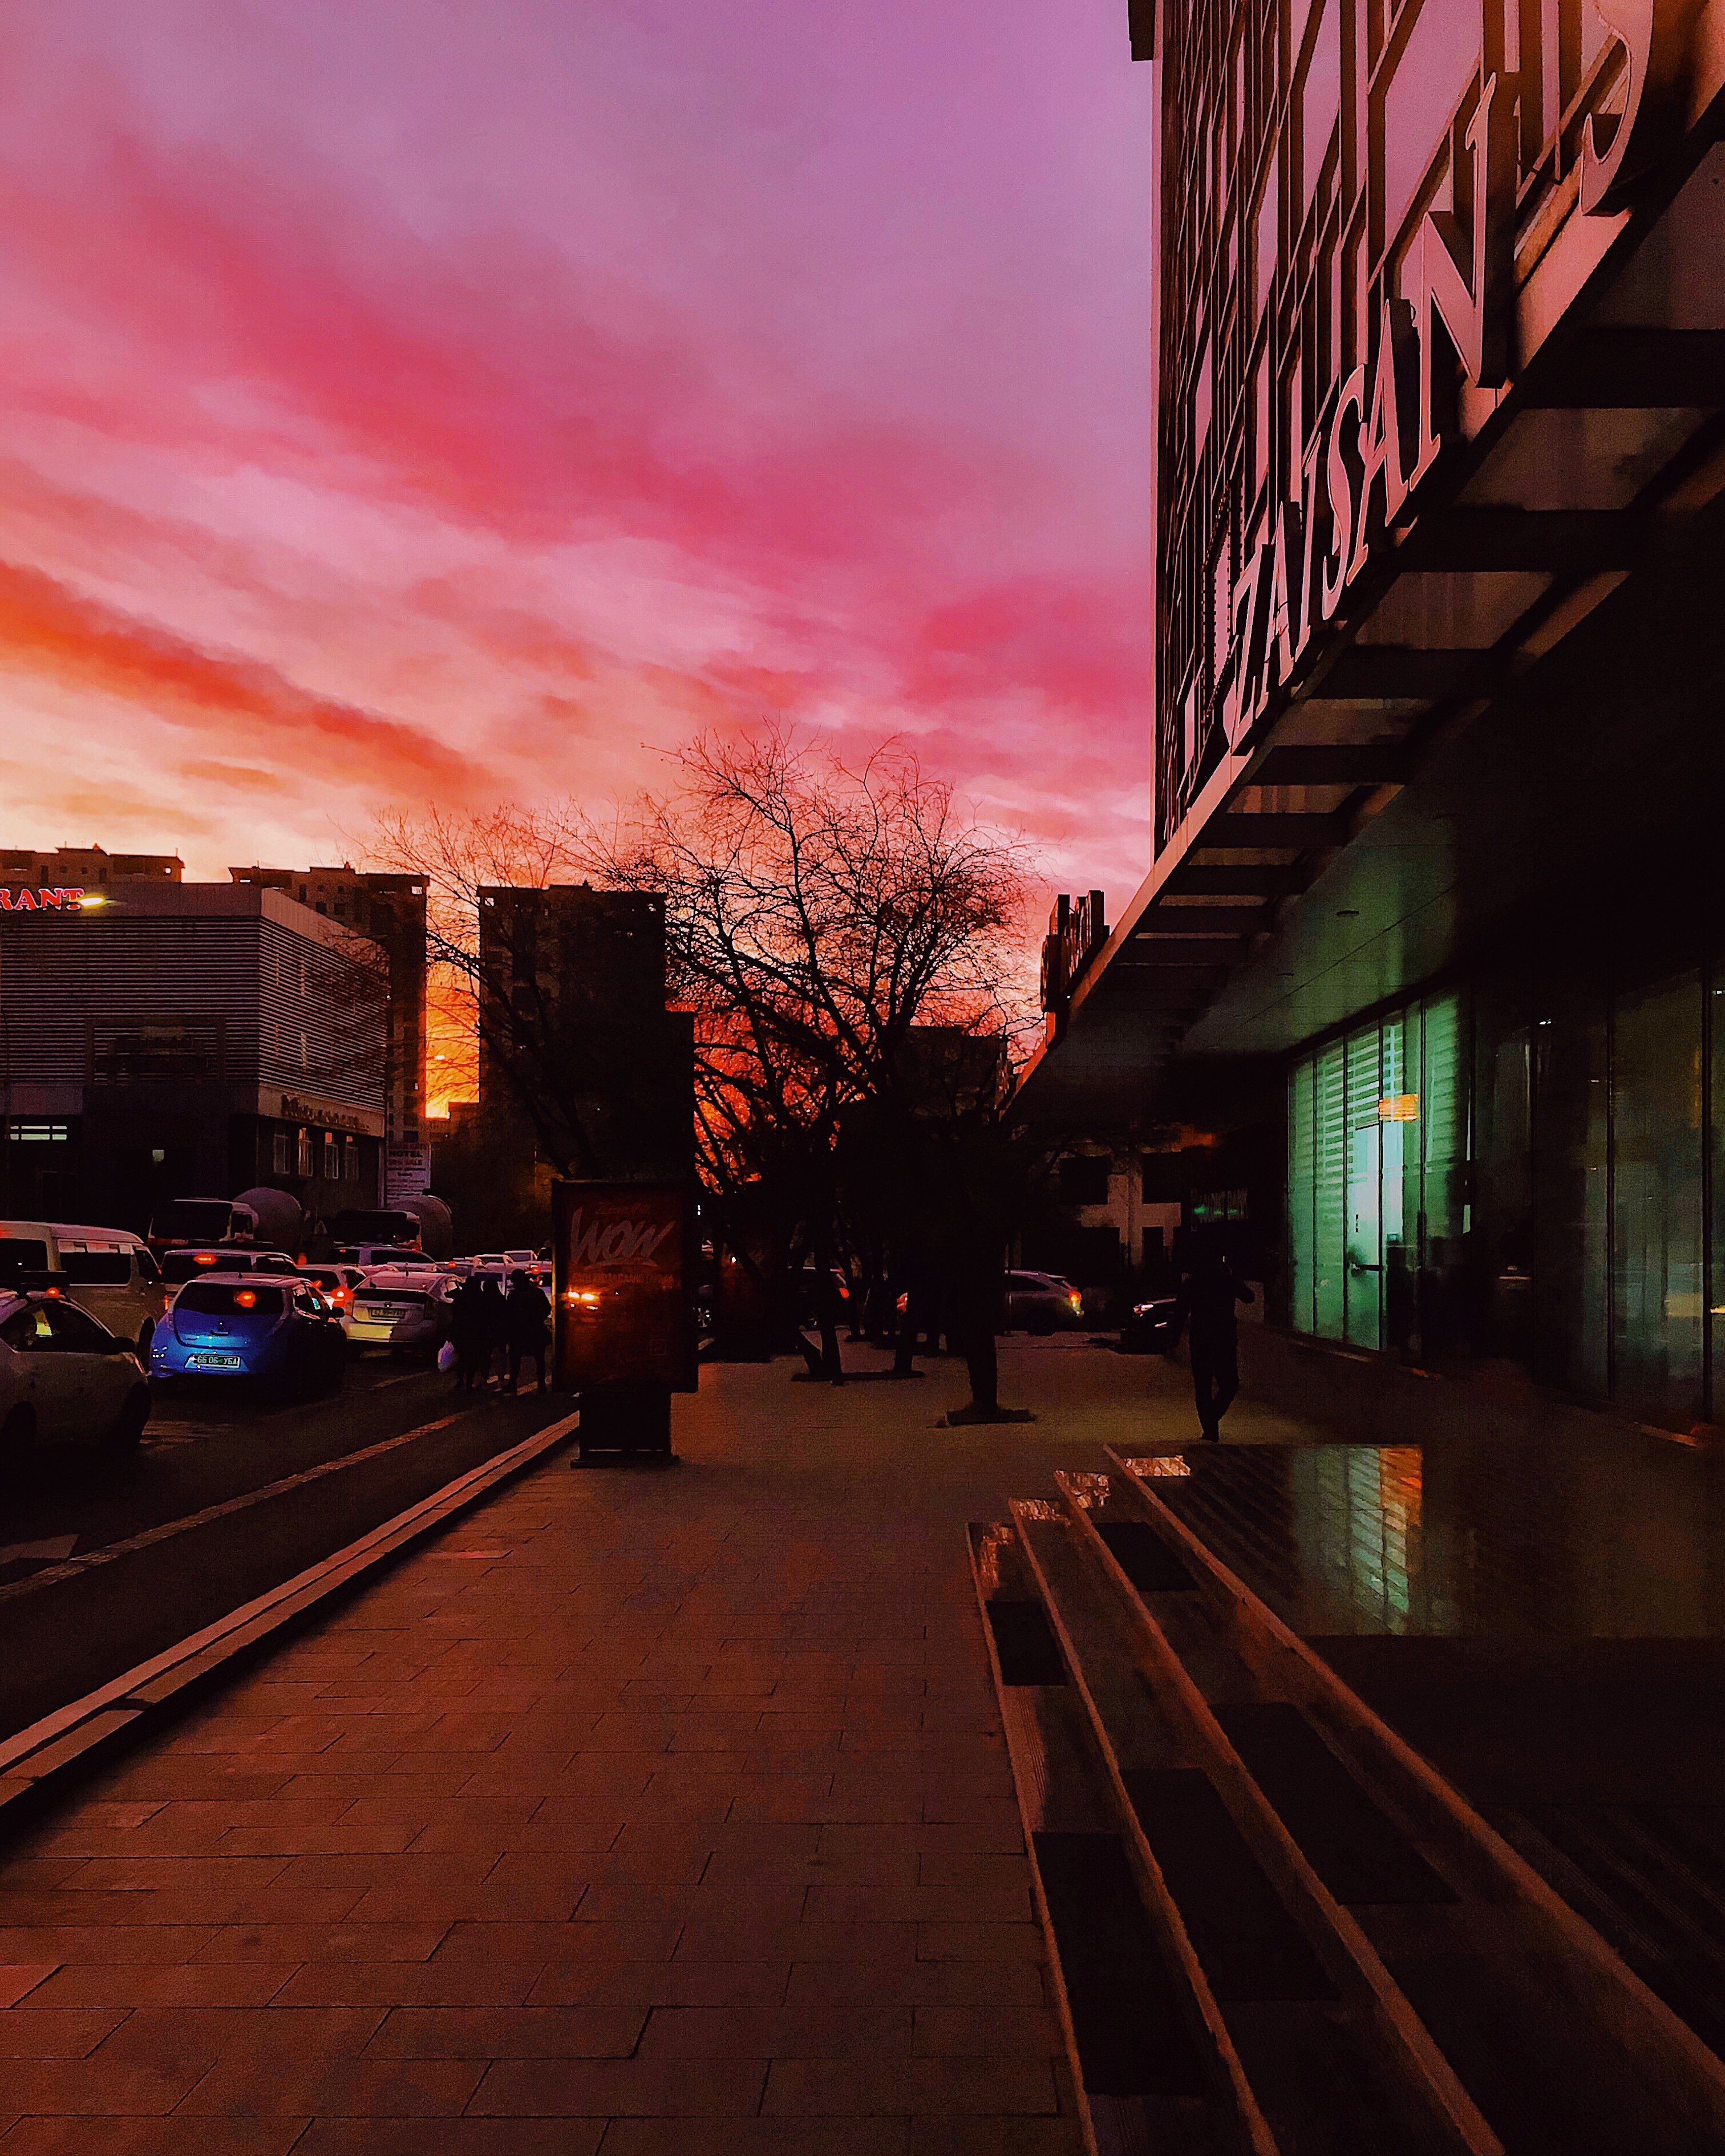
[153,1273,346,1396]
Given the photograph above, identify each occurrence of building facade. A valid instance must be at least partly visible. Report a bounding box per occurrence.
[1019,0,1725,1433]
[228,865,429,1201]
[0,881,387,1231]
[1,844,183,896]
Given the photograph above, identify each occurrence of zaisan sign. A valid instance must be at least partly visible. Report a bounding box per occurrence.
[1216,5,1690,750]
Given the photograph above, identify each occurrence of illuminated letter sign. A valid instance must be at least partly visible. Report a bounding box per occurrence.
[0,887,83,912]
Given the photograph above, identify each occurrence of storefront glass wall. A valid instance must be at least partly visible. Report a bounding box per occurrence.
[1289,968,1725,1426]
[1286,991,1464,1356]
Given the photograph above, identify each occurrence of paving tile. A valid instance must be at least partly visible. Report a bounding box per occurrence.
[526,1959,788,2008]
[913,2005,1060,2057]
[364,2005,645,2057]
[916,1923,1046,1963]
[637,2005,911,2058]
[674,1919,917,1967]
[292,2123,604,2156]
[18,1963,296,2009]
[191,1923,450,1964]
[93,2005,384,2063]
[598,2125,908,2156]
[0,2122,309,2155]
[0,2009,128,2057]
[762,2056,1060,2116]
[804,1883,1032,1924]
[173,2054,485,2116]
[428,1918,680,1969]
[467,2056,768,2116]
[0,2057,212,2115]
[273,1962,540,2008]
[0,1928,218,1967]
[787,1960,1046,2008]
[906,2124,1085,2155]
[0,1968,57,2008]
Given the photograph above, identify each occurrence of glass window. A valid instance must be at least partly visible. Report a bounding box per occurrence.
[272,1131,290,1176]
[160,1250,255,1284]
[1313,1038,1347,1337]
[176,1283,285,1316]
[1288,1057,1316,1333]
[0,1239,51,1276]
[1345,1024,1385,1349]
[42,1302,111,1349]
[59,1251,132,1284]
[1532,982,1609,1397]
[322,1136,341,1181]
[296,1129,314,1178]
[1613,972,1704,1425]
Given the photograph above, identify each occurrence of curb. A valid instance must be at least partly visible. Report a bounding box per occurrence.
[0,1409,581,1840]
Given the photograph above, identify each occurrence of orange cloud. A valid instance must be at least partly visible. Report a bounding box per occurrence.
[0,561,480,796]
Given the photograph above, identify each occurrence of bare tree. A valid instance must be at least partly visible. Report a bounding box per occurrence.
[369,724,1038,1405]
[566,727,1035,1397]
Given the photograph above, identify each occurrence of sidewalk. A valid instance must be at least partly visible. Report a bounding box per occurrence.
[0,1341,1228,2155]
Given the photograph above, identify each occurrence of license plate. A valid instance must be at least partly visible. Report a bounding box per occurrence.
[188,1352,242,1369]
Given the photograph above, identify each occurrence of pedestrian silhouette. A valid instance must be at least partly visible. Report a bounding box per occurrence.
[1173,1241,1254,1442]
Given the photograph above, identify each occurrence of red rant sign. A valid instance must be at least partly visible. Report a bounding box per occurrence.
[552,1181,697,1392]
[0,887,85,911]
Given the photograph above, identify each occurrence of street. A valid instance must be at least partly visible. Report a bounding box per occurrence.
[0,1355,571,1744]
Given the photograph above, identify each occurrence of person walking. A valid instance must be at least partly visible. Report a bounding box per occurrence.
[1172,1239,1255,1442]
[477,1273,508,1389]
[447,1275,489,1392]
[504,1269,553,1395]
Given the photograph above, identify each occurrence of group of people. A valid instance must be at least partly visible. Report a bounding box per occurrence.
[447,1269,552,1395]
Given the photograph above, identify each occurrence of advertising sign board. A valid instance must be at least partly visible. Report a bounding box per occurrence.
[385,1144,432,1203]
[552,1180,697,1392]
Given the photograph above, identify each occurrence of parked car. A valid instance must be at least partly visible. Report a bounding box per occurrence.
[345,1268,453,1353]
[52,1227,169,1363]
[1120,1289,1180,1353]
[0,1289,152,1460]
[157,1247,303,1287]
[1002,1271,1086,1335]
[152,1275,346,1395]
[295,1263,369,1319]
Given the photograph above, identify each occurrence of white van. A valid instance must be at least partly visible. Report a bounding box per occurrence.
[54,1227,170,1361]
[0,1222,169,1361]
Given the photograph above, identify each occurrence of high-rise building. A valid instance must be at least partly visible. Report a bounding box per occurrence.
[476,885,691,1184]
[1018,1,1725,1432]
[228,866,428,1198]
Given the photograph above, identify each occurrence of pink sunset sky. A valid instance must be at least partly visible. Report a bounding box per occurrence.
[0,1,1153,908]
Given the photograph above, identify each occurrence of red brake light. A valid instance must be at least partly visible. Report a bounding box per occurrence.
[195,1251,218,1265]
[235,1289,257,1309]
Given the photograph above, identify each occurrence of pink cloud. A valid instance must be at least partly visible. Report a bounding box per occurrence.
[0,0,1154,901]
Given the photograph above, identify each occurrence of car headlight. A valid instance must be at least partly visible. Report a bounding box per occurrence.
[1132,1302,1167,1318]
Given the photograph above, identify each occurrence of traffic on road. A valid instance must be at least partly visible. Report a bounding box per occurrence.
[0,1213,554,1473]
[0,1199,566,1745]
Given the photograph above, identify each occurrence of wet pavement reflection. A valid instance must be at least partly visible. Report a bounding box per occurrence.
[1145,1431,1725,1638]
